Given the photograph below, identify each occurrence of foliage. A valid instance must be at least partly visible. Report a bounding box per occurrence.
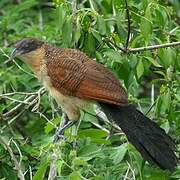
[0,0,179,179]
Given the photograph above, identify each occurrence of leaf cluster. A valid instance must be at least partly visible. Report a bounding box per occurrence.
[0,0,179,179]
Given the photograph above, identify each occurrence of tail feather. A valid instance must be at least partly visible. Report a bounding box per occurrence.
[100,103,177,170]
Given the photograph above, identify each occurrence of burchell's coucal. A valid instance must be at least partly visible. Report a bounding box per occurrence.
[10,38,177,170]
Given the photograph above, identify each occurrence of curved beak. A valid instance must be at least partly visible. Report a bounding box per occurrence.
[10,48,18,60]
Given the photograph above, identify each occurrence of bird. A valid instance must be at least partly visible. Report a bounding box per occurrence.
[10,37,177,171]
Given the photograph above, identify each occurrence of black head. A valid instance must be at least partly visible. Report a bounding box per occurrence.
[11,38,44,59]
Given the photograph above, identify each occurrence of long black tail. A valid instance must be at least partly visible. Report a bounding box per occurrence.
[100,103,178,170]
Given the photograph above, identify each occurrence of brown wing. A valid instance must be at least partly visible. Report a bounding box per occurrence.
[45,47,128,105]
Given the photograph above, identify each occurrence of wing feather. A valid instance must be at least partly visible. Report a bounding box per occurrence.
[45,47,128,105]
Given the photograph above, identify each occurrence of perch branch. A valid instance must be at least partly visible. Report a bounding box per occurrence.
[0,137,25,180]
[124,0,131,50]
[103,38,127,53]
[72,0,77,31]
[48,153,58,180]
[104,38,180,53]
[128,41,180,53]
[2,87,46,120]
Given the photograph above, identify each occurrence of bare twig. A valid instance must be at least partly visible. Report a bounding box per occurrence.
[145,99,157,116]
[72,0,77,31]
[48,153,58,180]
[103,38,127,53]
[84,107,122,133]
[2,87,46,119]
[10,139,23,165]
[91,122,110,134]
[1,95,30,104]
[151,84,154,106]
[0,137,25,180]
[124,0,131,50]
[72,0,77,17]
[35,111,57,129]
[0,48,35,77]
[95,107,122,132]
[0,91,40,96]
[104,38,180,53]
[126,161,135,180]
[80,0,88,6]
[12,59,36,77]
[29,166,33,180]
[123,164,130,180]
[48,113,69,180]
[38,9,43,31]
[3,32,8,47]
[0,111,25,133]
[128,41,180,53]
[2,95,36,119]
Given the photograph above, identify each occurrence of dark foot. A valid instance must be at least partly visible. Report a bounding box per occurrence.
[53,115,77,143]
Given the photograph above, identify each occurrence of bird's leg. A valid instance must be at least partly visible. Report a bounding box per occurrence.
[53,114,76,143]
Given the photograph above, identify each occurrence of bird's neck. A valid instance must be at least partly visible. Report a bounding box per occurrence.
[19,48,45,78]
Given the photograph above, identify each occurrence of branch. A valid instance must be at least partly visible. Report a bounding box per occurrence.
[103,38,127,53]
[38,9,43,31]
[2,87,46,120]
[48,153,58,180]
[124,0,131,50]
[0,137,25,180]
[128,41,180,53]
[83,108,122,132]
[104,38,180,53]
[72,0,77,17]
[48,113,68,180]
[72,0,77,31]
[80,0,88,6]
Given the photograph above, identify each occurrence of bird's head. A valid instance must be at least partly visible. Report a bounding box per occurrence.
[10,38,44,60]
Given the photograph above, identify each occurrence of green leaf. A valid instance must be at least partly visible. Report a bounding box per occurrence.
[129,54,138,69]
[78,129,108,139]
[158,48,175,68]
[142,0,148,10]
[55,5,66,34]
[83,33,95,55]
[161,90,171,113]
[136,59,144,79]
[91,28,103,44]
[116,12,127,43]
[170,169,180,178]
[44,117,60,134]
[78,144,104,161]
[129,144,144,175]
[110,143,128,164]
[140,6,152,42]
[73,21,81,43]
[154,70,166,78]
[78,144,100,156]
[144,56,162,68]
[143,167,168,180]
[104,49,122,63]
[62,16,72,47]
[160,120,170,133]
[72,157,87,167]
[33,160,50,180]
[69,171,81,180]
[56,160,63,177]
[81,105,97,122]
[0,163,17,180]
[15,0,38,13]
[97,16,106,35]
[155,6,168,28]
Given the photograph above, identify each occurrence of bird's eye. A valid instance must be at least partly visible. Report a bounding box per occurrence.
[24,44,29,48]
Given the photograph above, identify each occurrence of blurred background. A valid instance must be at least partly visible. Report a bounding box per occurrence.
[0,0,179,179]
